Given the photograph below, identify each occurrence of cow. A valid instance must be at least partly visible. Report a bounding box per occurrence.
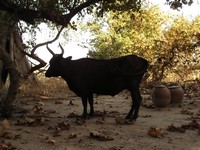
[45,44,149,122]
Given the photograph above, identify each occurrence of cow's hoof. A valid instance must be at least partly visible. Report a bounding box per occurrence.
[89,113,94,118]
[81,113,88,118]
[125,116,136,124]
[81,113,92,119]
[124,119,136,125]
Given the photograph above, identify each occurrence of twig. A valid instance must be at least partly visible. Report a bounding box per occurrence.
[31,26,64,55]
[19,26,65,74]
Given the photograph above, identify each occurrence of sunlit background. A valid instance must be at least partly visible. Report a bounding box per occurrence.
[23,0,200,63]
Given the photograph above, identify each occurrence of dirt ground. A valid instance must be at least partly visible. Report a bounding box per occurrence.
[0,89,200,150]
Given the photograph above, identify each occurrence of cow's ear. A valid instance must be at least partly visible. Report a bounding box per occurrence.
[66,56,72,60]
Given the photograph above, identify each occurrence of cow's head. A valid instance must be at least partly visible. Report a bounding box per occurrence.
[45,43,71,77]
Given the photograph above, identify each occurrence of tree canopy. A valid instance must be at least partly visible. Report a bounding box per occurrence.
[0,0,142,26]
[85,4,200,81]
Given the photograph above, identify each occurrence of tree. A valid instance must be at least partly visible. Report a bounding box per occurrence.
[166,0,194,10]
[0,0,143,117]
[159,16,200,80]
[86,4,200,82]
[87,6,168,59]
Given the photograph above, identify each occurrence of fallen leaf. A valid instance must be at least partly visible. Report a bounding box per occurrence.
[56,121,70,130]
[167,124,186,133]
[0,141,17,149]
[109,146,121,150]
[115,116,125,125]
[191,114,200,120]
[52,130,61,137]
[68,133,77,139]
[15,119,27,126]
[0,131,21,139]
[25,117,35,124]
[15,116,49,127]
[68,101,74,106]
[32,105,43,114]
[148,127,165,138]
[181,120,200,130]
[46,136,56,145]
[47,138,56,145]
[142,103,156,109]
[1,119,10,130]
[75,118,85,125]
[167,120,200,135]
[180,109,193,115]
[141,115,152,118]
[96,117,105,124]
[90,130,114,141]
[39,117,50,124]
[37,101,45,106]
[55,100,63,104]
[114,116,134,125]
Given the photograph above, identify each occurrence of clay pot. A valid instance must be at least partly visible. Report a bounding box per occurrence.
[168,85,184,103]
[151,85,171,107]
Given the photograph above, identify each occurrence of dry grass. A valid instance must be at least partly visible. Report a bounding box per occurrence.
[19,75,70,98]
[18,73,200,100]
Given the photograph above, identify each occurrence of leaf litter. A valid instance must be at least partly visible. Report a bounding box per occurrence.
[167,120,200,134]
[0,120,20,149]
[147,127,166,138]
[56,121,70,131]
[1,80,200,149]
[89,130,114,141]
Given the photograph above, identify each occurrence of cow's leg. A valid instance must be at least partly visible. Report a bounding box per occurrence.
[81,97,88,118]
[126,85,142,121]
[88,94,94,117]
[126,95,135,120]
[131,88,142,120]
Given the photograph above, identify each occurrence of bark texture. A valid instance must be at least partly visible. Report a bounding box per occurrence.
[0,28,30,117]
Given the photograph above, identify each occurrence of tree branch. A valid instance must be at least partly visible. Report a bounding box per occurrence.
[66,0,100,22]
[31,26,64,55]
[22,26,64,74]
[0,0,105,74]
[0,0,102,26]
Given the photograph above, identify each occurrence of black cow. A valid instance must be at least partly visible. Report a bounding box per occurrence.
[45,44,149,121]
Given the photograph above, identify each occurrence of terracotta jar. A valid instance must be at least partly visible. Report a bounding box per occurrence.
[168,85,184,103]
[151,85,171,107]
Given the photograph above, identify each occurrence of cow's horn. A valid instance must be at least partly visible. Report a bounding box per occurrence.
[46,44,55,56]
[59,43,64,55]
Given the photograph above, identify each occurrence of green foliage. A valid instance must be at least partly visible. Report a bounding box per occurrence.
[0,0,143,52]
[87,6,168,59]
[160,16,200,79]
[86,5,200,81]
[5,0,142,19]
[166,0,194,10]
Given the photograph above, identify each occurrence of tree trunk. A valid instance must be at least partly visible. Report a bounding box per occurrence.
[0,42,21,117]
[0,27,30,118]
